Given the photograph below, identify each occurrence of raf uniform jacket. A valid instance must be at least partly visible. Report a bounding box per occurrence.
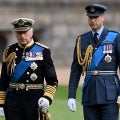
[68,28,120,105]
[0,40,58,106]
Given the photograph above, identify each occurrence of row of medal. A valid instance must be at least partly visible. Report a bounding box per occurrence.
[103,44,112,63]
[22,51,43,61]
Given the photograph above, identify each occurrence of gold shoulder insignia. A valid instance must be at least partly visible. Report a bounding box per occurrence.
[2,46,16,75]
[35,42,49,49]
[2,46,10,62]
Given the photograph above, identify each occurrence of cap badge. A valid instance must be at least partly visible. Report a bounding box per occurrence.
[17,19,25,26]
[90,7,96,12]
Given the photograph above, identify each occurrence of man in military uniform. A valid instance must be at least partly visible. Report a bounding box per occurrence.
[0,18,58,120]
[67,3,120,120]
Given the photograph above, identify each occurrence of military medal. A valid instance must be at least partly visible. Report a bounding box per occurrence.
[104,54,112,63]
[30,73,38,81]
[103,43,112,54]
[103,43,112,63]
[30,62,38,71]
[25,52,43,61]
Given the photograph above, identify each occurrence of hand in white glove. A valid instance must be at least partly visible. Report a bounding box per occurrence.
[38,97,49,112]
[0,107,4,116]
[67,98,76,112]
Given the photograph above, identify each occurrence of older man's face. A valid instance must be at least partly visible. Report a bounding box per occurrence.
[15,28,33,47]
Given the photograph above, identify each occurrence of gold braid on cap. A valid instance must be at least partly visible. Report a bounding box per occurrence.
[77,36,93,75]
[2,47,16,75]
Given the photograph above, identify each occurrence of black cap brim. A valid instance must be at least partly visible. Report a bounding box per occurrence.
[87,13,102,17]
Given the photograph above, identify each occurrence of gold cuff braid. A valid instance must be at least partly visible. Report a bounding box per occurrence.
[44,85,57,100]
[0,91,7,104]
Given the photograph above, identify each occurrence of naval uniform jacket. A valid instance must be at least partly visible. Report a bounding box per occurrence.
[68,28,120,105]
[0,41,58,106]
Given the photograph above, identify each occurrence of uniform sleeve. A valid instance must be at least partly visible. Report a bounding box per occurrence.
[115,33,120,67]
[68,38,82,99]
[0,47,11,106]
[42,48,58,103]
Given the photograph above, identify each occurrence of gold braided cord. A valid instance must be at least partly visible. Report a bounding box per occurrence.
[77,36,93,75]
[2,47,16,75]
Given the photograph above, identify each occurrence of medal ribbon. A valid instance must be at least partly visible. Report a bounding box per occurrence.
[10,45,44,83]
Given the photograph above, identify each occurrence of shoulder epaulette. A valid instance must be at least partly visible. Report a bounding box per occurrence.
[35,42,49,49]
[3,46,10,55]
[108,29,119,34]
[81,31,91,36]
[2,46,10,62]
[76,31,90,39]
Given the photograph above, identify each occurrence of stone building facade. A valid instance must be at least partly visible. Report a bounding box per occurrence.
[0,0,120,68]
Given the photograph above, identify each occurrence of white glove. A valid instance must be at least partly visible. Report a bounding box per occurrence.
[67,98,76,112]
[38,97,49,112]
[0,107,4,116]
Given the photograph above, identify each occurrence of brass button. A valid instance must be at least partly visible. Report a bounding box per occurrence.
[93,70,99,75]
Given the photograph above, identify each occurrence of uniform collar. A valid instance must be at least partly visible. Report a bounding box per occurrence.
[92,26,104,39]
[18,39,34,48]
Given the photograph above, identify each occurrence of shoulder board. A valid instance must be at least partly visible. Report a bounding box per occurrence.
[80,31,91,37]
[35,42,49,49]
[2,46,10,61]
[108,29,119,34]
[101,41,112,45]
[3,46,10,52]
[76,31,91,39]
[7,43,18,48]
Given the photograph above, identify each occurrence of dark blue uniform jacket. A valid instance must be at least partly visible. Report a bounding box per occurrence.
[68,28,120,105]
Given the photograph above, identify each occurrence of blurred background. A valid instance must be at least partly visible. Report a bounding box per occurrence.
[0,0,120,120]
[0,0,120,85]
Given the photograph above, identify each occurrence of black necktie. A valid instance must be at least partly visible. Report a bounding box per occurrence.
[94,32,98,44]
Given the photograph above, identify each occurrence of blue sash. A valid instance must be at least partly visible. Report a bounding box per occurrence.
[10,45,44,83]
[83,32,118,87]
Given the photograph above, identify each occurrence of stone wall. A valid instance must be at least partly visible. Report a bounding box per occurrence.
[0,0,120,67]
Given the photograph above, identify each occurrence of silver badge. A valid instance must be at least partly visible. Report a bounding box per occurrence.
[30,62,38,71]
[104,54,112,63]
[30,73,38,81]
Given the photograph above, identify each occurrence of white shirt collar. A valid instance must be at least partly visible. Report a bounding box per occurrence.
[92,26,104,39]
